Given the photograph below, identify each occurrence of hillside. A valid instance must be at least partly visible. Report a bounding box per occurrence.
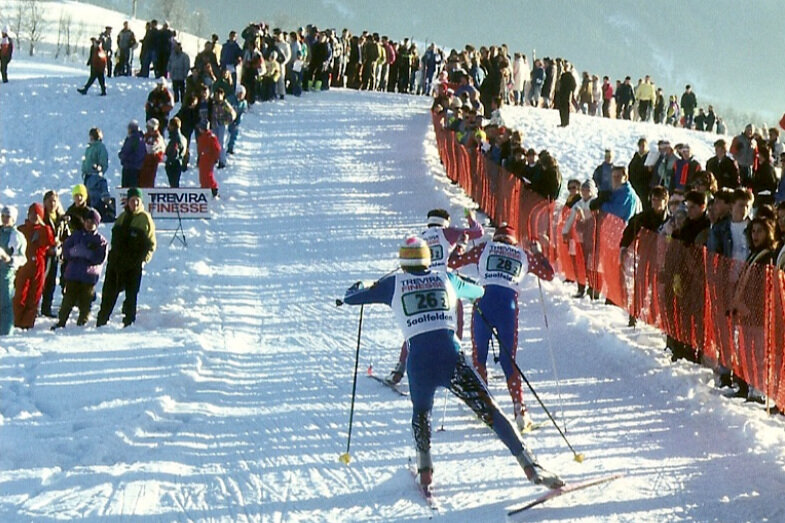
[1,3,785,520]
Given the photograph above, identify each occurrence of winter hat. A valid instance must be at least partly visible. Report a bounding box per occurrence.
[2,26,9,35]
[493,223,517,244]
[581,179,598,198]
[72,183,88,199]
[399,236,431,269]
[128,119,140,131]
[236,85,246,97]
[426,209,450,228]
[30,202,44,220]
[146,118,159,129]
[1,205,17,221]
[85,208,102,225]
[127,187,144,200]
[156,77,168,88]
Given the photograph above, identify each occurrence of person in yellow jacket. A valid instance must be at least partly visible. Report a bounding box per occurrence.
[637,75,656,121]
[262,50,282,101]
[96,187,156,327]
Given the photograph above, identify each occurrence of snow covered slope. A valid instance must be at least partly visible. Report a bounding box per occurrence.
[1,58,785,522]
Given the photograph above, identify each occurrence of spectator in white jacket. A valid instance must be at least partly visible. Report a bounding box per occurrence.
[0,205,27,335]
[562,179,597,298]
[511,53,527,106]
[274,32,292,99]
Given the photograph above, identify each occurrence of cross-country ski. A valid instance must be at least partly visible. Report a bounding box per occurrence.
[507,473,624,516]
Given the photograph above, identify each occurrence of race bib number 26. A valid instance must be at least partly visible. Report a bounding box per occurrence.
[401,289,449,316]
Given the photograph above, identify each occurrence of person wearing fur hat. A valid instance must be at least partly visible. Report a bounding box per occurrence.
[448,223,552,433]
[196,121,221,198]
[0,25,13,83]
[96,188,156,327]
[13,203,55,329]
[386,208,484,385]
[0,206,26,335]
[52,209,107,329]
[138,119,165,187]
[119,120,146,188]
[342,236,563,493]
[77,38,108,96]
[145,78,174,134]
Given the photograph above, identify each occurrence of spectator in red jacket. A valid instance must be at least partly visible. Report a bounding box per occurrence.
[138,119,165,188]
[77,38,108,96]
[13,203,55,329]
[0,25,13,83]
[197,122,221,198]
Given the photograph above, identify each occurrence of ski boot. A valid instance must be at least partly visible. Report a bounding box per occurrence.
[516,448,564,490]
[514,404,533,433]
[416,450,434,489]
[385,360,405,386]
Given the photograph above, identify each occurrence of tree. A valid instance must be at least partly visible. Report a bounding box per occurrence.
[156,0,187,30]
[22,0,48,56]
[55,10,75,59]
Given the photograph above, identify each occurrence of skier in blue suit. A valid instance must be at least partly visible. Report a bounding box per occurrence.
[343,236,563,492]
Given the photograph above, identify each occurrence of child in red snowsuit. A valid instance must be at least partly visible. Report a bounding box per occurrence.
[14,203,55,329]
[197,123,221,198]
[138,119,165,187]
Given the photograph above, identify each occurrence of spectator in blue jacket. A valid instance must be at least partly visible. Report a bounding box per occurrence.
[118,120,146,188]
[227,85,247,155]
[220,31,243,86]
[52,209,107,329]
[592,148,615,197]
[592,166,642,223]
[706,188,735,256]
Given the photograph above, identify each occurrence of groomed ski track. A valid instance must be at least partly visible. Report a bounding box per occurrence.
[1,62,785,521]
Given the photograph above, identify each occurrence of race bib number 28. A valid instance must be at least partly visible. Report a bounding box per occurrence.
[487,255,522,277]
[401,289,449,316]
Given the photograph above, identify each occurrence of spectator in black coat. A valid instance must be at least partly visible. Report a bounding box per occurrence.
[615,77,635,120]
[556,63,576,127]
[751,144,778,210]
[629,138,651,207]
[680,85,697,128]
[706,139,740,190]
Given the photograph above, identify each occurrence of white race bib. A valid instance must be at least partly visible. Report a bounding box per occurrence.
[478,241,527,290]
[421,227,452,272]
[391,272,458,339]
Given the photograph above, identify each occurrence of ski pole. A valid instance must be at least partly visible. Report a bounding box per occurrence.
[339,304,364,465]
[437,389,448,432]
[474,305,585,463]
[537,278,567,433]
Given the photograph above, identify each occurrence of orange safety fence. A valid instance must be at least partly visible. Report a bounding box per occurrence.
[432,113,785,407]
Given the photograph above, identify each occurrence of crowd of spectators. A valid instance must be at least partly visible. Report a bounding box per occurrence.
[432,73,785,410]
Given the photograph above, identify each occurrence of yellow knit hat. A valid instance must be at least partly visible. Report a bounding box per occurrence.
[72,184,88,198]
[399,236,431,269]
